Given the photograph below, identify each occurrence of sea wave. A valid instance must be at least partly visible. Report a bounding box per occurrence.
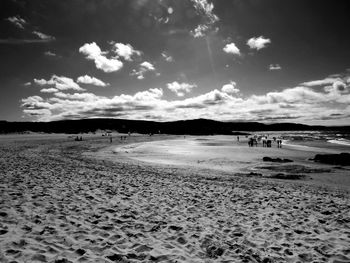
[327,138,350,146]
[282,140,339,153]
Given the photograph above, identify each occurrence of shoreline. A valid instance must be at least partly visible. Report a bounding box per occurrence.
[109,135,350,191]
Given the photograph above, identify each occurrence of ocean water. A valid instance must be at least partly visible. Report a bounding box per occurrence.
[269,130,350,151]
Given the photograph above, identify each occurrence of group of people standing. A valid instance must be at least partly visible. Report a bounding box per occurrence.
[243,135,283,148]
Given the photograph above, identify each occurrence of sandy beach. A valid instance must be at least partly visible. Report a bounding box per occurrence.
[1,134,350,263]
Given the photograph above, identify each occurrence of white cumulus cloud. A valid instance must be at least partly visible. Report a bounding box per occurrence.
[223,43,241,56]
[131,61,156,79]
[190,0,219,38]
[34,75,84,91]
[77,75,109,87]
[221,82,240,94]
[247,36,271,50]
[269,64,282,70]
[191,0,219,24]
[190,24,209,38]
[111,42,141,61]
[167,81,197,97]
[40,88,59,93]
[79,42,123,73]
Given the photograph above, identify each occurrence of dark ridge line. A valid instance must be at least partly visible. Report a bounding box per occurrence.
[0,118,349,135]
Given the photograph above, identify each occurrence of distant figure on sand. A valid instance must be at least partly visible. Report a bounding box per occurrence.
[237,136,239,142]
[277,139,282,148]
[75,136,83,141]
[248,138,257,147]
[266,139,272,147]
[110,136,112,143]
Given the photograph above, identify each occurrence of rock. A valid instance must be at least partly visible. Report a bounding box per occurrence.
[263,157,293,163]
[313,152,350,166]
[269,173,305,180]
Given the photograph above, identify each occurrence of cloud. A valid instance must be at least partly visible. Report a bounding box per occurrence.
[40,88,59,93]
[0,38,55,44]
[301,77,340,87]
[21,96,53,115]
[77,75,109,87]
[221,81,240,94]
[22,72,350,124]
[79,42,123,73]
[324,81,348,94]
[190,0,219,38]
[131,61,156,79]
[52,92,99,101]
[34,75,85,91]
[140,61,155,71]
[32,31,55,41]
[44,51,56,56]
[161,52,174,62]
[269,64,282,70]
[23,82,31,86]
[167,81,197,97]
[111,42,141,61]
[247,36,271,50]
[6,16,26,29]
[190,24,209,38]
[191,0,219,24]
[223,43,241,56]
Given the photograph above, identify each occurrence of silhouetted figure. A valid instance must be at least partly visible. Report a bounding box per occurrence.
[267,140,272,147]
[277,139,282,148]
[248,138,257,147]
[237,136,239,142]
[110,136,112,143]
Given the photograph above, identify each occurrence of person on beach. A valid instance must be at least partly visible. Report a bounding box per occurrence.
[237,136,239,142]
[262,137,267,147]
[277,139,282,148]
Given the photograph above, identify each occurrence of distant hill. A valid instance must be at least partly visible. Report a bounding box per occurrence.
[0,118,349,135]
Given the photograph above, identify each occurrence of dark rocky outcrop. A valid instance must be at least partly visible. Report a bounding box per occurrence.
[263,157,293,163]
[268,173,305,180]
[313,153,350,166]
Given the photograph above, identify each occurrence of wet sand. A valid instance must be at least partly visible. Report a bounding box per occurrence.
[113,136,350,190]
[1,134,350,263]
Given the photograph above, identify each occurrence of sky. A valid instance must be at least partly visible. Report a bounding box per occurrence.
[1,0,350,125]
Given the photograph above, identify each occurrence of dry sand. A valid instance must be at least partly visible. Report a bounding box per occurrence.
[0,134,350,263]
